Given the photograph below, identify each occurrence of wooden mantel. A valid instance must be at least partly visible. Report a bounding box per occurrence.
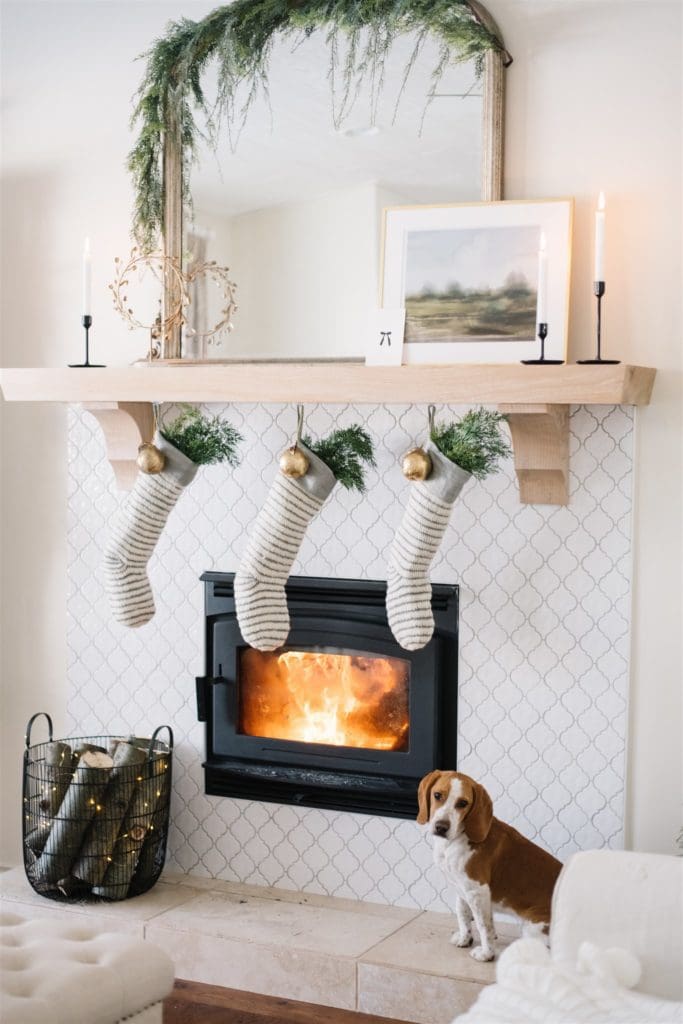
[0,362,656,503]
[0,362,655,406]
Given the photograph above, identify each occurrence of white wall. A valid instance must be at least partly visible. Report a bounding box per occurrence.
[489,0,682,854]
[197,182,411,358]
[200,182,381,358]
[0,0,215,866]
[1,0,681,865]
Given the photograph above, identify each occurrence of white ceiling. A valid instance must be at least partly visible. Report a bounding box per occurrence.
[191,30,483,217]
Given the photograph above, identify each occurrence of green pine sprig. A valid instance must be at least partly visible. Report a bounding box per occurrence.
[161,404,243,466]
[128,1,508,250]
[304,425,375,492]
[430,407,511,479]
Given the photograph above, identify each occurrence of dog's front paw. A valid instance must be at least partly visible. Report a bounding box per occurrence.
[450,931,473,947]
[470,945,495,962]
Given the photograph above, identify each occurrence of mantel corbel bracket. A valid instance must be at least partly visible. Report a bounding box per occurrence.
[83,401,154,490]
[498,403,569,506]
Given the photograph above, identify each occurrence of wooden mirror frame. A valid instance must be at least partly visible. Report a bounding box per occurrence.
[160,1,510,359]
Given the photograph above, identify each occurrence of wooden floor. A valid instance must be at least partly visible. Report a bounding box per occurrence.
[163,979,411,1024]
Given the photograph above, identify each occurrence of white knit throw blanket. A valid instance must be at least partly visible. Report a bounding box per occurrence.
[456,939,682,1023]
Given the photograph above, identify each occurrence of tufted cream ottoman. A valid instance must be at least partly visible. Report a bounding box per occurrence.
[0,910,174,1024]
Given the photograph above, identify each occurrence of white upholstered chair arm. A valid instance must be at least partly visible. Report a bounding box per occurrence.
[550,850,683,1001]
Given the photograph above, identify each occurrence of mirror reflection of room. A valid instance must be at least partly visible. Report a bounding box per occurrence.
[186,32,483,359]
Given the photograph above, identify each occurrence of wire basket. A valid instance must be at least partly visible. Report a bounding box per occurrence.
[22,712,173,902]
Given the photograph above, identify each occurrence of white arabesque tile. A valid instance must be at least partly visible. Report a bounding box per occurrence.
[66,402,633,912]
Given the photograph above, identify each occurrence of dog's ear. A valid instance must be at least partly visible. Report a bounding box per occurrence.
[416,770,442,824]
[464,780,493,843]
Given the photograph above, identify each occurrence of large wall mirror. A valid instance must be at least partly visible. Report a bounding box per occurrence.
[151,2,510,360]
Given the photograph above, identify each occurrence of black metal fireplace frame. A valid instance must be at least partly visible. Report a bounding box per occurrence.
[197,572,458,819]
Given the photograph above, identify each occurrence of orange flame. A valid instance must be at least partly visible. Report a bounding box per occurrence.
[239,649,410,751]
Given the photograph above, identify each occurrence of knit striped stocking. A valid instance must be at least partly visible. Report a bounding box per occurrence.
[104,434,198,628]
[387,442,470,651]
[234,443,336,651]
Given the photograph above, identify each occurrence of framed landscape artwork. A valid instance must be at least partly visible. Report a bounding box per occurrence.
[381,199,573,364]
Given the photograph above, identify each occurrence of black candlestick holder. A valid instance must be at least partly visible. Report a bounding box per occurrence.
[521,322,564,365]
[69,315,106,368]
[577,282,620,364]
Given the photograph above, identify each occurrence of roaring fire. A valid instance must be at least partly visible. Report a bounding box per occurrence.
[239,649,410,751]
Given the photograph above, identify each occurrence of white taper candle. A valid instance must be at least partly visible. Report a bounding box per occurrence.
[537,231,548,324]
[82,237,92,316]
[594,192,605,282]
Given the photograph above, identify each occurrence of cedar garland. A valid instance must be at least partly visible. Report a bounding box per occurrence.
[128,0,508,250]
[430,407,511,479]
[304,425,376,491]
[160,404,243,465]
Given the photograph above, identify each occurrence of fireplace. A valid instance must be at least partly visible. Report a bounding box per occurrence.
[196,573,458,818]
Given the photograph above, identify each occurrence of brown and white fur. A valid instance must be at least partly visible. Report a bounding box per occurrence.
[417,770,562,962]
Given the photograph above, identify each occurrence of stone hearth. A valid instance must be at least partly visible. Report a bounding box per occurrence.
[0,867,517,1024]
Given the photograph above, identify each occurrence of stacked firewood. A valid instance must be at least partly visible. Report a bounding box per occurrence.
[25,736,170,900]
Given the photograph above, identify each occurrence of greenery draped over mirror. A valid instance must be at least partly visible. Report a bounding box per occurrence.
[128,0,509,251]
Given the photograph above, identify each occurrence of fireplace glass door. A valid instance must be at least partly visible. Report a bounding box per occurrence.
[238,648,410,752]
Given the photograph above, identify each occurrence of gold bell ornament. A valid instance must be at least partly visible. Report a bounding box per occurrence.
[279,445,309,478]
[279,404,309,479]
[401,447,432,481]
[137,442,166,474]
[136,405,166,474]
[401,405,436,481]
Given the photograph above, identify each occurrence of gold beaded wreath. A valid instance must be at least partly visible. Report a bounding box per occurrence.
[109,248,238,358]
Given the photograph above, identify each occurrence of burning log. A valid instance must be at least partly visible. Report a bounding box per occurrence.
[240,648,410,750]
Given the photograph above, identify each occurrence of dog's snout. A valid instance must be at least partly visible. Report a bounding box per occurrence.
[434,819,450,837]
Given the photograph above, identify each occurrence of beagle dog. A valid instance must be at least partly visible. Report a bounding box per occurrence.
[417,770,563,962]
